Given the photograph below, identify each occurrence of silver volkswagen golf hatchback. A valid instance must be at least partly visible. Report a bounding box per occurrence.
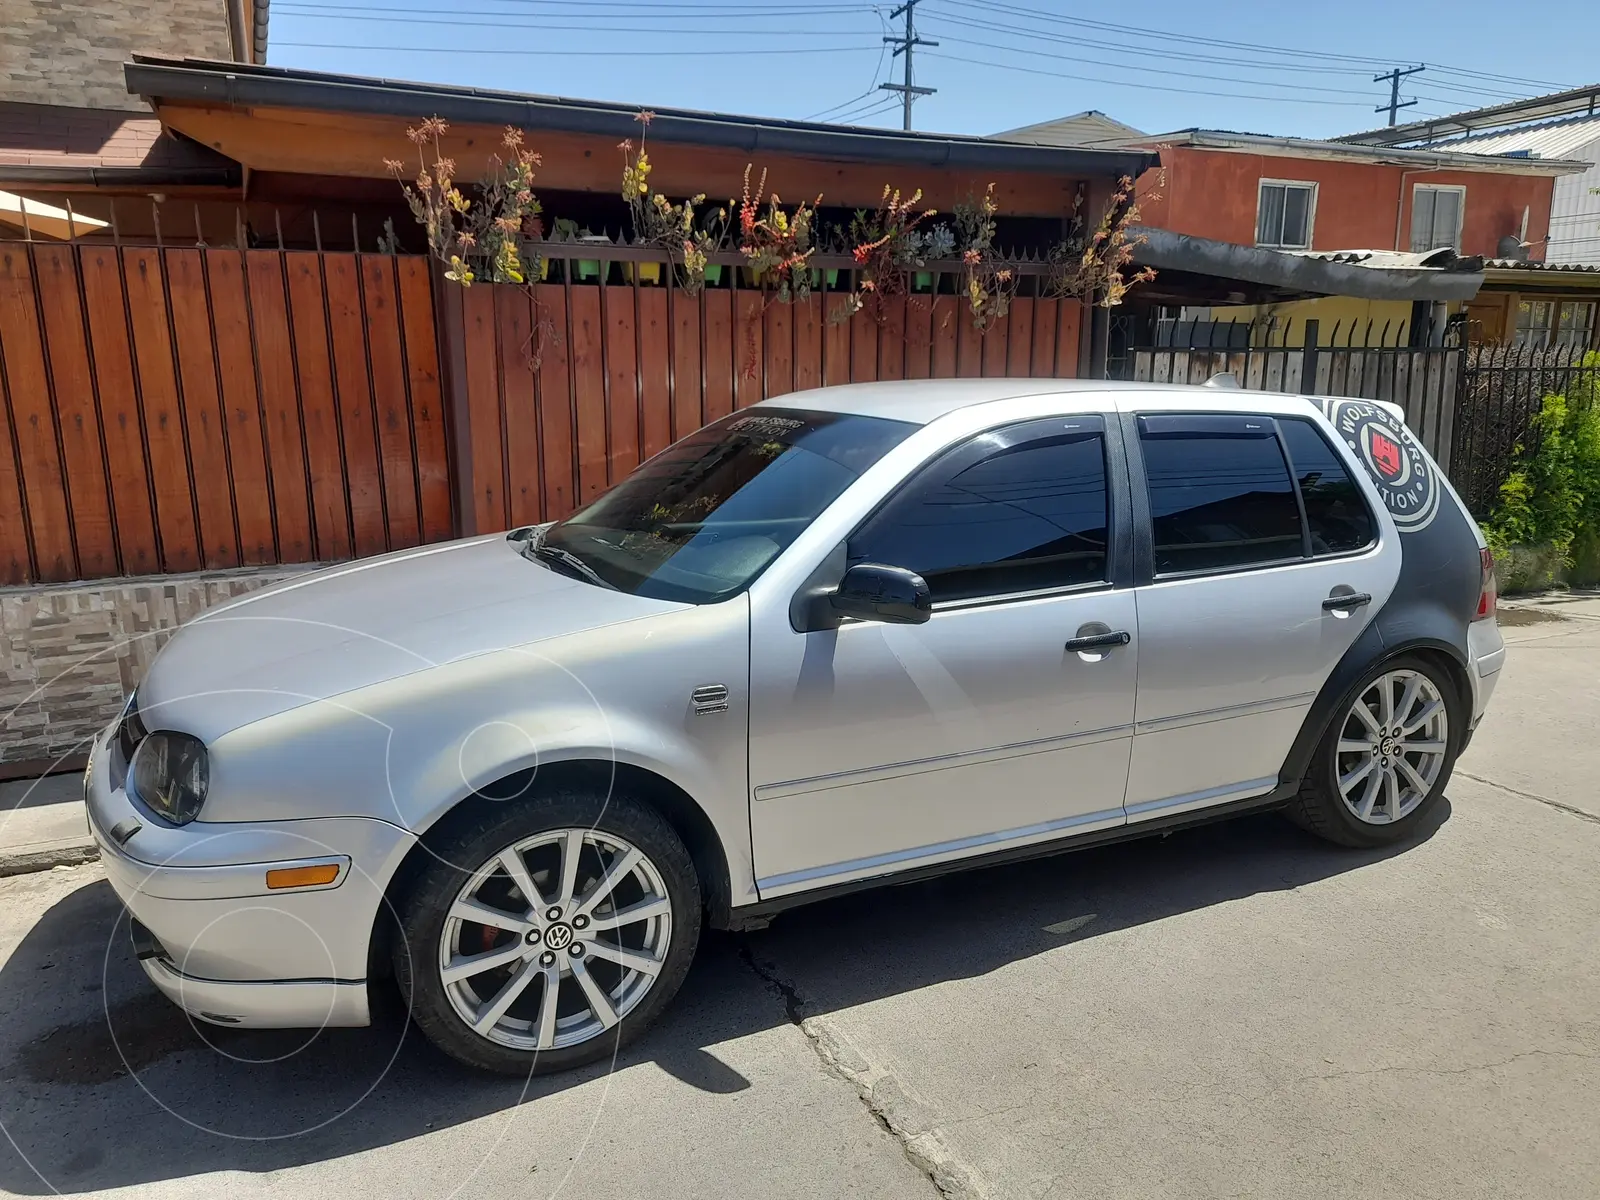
[86,379,1504,1074]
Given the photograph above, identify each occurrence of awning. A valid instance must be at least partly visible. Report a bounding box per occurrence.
[1130,227,1484,303]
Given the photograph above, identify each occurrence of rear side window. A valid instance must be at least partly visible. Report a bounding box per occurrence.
[1139,417,1303,574]
[1279,418,1375,555]
[850,430,1109,602]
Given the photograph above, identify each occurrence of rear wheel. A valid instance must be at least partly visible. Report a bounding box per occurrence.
[395,789,701,1075]
[1289,655,1462,847]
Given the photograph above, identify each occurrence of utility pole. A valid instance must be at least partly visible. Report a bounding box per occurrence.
[1374,64,1425,126]
[880,0,936,131]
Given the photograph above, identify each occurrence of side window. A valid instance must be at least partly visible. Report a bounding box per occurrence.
[1279,418,1375,555]
[1139,417,1303,575]
[849,430,1110,603]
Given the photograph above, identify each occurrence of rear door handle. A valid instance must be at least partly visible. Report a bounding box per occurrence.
[1322,592,1372,612]
[1064,630,1132,652]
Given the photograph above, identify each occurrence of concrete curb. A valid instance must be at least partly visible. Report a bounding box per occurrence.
[0,837,99,879]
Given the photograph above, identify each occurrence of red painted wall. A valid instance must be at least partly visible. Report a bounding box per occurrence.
[1141,146,1554,258]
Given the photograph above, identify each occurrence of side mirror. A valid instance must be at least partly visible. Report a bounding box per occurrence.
[830,563,932,625]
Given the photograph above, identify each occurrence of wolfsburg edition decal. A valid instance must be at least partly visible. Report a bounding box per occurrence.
[1319,398,1440,534]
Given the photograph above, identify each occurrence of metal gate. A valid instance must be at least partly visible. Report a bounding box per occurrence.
[1109,316,1463,470]
[1449,341,1599,518]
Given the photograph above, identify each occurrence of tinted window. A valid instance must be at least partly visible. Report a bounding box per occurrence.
[1141,425,1303,574]
[1280,418,1375,555]
[850,431,1109,602]
[537,408,915,603]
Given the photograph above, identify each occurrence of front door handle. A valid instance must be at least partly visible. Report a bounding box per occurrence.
[1064,630,1132,652]
[1322,591,1372,612]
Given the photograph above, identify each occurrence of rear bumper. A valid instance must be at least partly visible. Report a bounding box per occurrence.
[1467,619,1506,723]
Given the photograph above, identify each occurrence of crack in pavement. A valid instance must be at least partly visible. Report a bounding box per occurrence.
[1457,770,1600,826]
[735,940,990,1200]
[1303,1048,1598,1084]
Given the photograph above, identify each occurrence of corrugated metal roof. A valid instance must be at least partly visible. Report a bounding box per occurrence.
[1483,258,1600,273]
[1337,83,1600,146]
[1289,248,1465,269]
[1423,113,1600,159]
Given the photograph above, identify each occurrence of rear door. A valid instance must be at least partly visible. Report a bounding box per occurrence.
[1123,410,1402,819]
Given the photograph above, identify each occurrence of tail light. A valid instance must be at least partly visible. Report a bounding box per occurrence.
[1473,546,1498,621]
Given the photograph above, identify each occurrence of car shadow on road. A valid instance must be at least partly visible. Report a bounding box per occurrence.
[0,800,1448,1193]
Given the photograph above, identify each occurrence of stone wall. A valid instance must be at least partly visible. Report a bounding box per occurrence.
[0,0,233,111]
[1,566,310,770]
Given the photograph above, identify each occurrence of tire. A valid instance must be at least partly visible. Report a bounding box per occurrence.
[1287,653,1464,848]
[394,787,701,1075]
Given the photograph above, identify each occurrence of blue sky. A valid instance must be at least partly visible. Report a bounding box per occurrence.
[268,0,1599,141]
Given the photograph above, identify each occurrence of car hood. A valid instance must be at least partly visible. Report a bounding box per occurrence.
[134,535,686,742]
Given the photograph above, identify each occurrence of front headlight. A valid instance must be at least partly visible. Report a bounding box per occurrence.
[130,732,209,825]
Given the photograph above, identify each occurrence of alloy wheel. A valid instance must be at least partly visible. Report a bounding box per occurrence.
[437,828,674,1051]
[1335,669,1450,825]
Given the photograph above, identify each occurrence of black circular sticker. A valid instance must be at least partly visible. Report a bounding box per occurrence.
[1320,398,1440,533]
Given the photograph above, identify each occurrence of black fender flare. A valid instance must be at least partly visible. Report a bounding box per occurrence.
[1277,615,1469,794]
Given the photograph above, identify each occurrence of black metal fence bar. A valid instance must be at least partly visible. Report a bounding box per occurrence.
[1113,316,1464,470]
[1450,341,1600,517]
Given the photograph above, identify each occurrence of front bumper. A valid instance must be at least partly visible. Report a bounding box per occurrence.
[86,723,416,1029]
[129,918,371,1027]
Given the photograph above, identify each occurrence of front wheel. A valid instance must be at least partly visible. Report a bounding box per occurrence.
[1289,655,1463,848]
[395,789,701,1075]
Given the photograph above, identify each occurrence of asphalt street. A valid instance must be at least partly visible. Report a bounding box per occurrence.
[1,598,1596,1199]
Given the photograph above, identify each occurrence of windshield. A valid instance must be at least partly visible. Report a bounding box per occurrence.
[532,408,916,603]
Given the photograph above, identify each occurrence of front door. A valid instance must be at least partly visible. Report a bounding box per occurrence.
[747,416,1138,899]
[1124,411,1402,817]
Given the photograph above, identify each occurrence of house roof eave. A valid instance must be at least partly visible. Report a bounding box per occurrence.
[125,56,1159,181]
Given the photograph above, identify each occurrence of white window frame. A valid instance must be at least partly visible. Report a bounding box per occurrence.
[1411,183,1466,252]
[1255,179,1318,250]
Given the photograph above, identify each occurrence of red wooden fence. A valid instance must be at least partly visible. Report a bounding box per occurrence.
[1,240,1088,586]
[443,277,1084,535]
[0,243,451,585]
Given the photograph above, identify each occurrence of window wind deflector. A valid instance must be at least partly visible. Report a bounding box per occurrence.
[1138,414,1276,439]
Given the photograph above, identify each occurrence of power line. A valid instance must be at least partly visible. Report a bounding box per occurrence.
[281,13,876,33]
[807,85,887,121]
[1421,62,1574,89]
[938,0,1571,90]
[278,0,862,15]
[1375,64,1426,125]
[276,40,881,56]
[835,97,902,126]
[925,29,1383,97]
[921,7,1374,77]
[806,9,895,121]
[921,4,1552,109]
[926,51,1376,107]
[282,0,868,9]
[879,0,935,131]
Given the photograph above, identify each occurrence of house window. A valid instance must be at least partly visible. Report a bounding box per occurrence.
[1411,185,1465,252]
[1556,300,1597,348]
[1256,181,1316,249]
[1514,300,1554,347]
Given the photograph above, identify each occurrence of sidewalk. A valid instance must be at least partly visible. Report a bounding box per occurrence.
[0,772,96,877]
